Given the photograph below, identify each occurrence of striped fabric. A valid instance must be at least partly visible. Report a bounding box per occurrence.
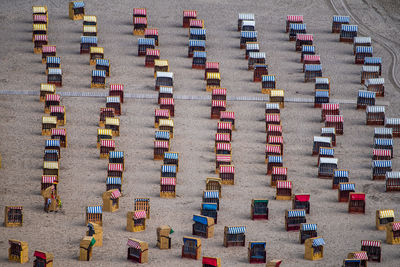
[340,183,355,191]
[227,226,246,234]
[92,70,106,77]
[155,60,169,67]
[44,150,58,156]
[319,147,334,156]
[249,52,266,59]
[96,59,109,67]
[325,115,343,123]
[189,19,204,28]
[314,136,331,144]
[193,51,206,58]
[133,210,147,219]
[106,96,120,103]
[356,46,373,54]
[161,165,176,173]
[42,45,56,53]
[212,100,226,108]
[374,138,393,146]
[268,136,284,144]
[372,160,392,168]
[81,36,97,44]
[105,118,119,126]
[216,155,231,162]
[98,128,112,136]
[133,8,146,16]
[161,177,176,185]
[101,140,115,148]
[321,127,335,134]
[265,145,282,155]
[215,133,230,142]
[138,38,155,46]
[290,23,306,30]
[156,72,173,79]
[354,36,371,44]
[277,180,291,189]
[362,65,380,72]
[365,78,384,86]
[267,124,282,132]
[272,167,287,175]
[296,34,313,41]
[50,106,64,113]
[184,10,197,17]
[48,68,62,75]
[262,75,275,82]
[386,172,400,179]
[87,206,102,214]
[106,177,121,185]
[90,47,104,54]
[220,111,234,120]
[322,104,339,111]
[392,222,400,231]
[341,25,358,32]
[373,148,391,157]
[315,90,329,98]
[364,57,382,64]
[239,13,255,20]
[84,15,97,23]
[268,156,283,163]
[241,31,257,38]
[146,49,160,56]
[42,175,57,183]
[316,77,329,84]
[219,165,235,173]
[145,28,158,36]
[287,210,306,217]
[45,139,60,147]
[265,103,280,110]
[83,26,97,33]
[270,89,284,97]
[134,17,147,25]
[246,42,259,50]
[154,140,169,148]
[217,122,232,130]
[366,106,385,113]
[302,45,315,53]
[160,98,174,105]
[287,15,303,22]
[216,143,231,151]
[159,119,174,127]
[190,28,206,36]
[361,240,381,247]
[304,64,322,71]
[212,88,226,96]
[333,15,350,23]
[33,24,47,31]
[204,191,219,199]
[155,131,170,140]
[301,223,317,231]
[155,109,170,117]
[374,127,392,136]
[265,114,280,122]
[127,239,140,249]
[108,163,123,171]
[334,170,349,178]
[46,57,60,64]
[32,6,47,13]
[319,157,338,165]
[164,152,178,160]
[189,39,206,47]
[206,62,219,69]
[385,118,400,125]
[353,251,368,260]
[207,72,221,80]
[312,238,325,247]
[43,161,58,169]
[73,2,85,8]
[303,55,320,62]
[110,190,121,199]
[51,128,66,136]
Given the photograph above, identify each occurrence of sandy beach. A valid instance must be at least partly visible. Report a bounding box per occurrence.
[0,0,399,266]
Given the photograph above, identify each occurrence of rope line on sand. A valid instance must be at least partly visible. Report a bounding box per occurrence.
[0,89,390,105]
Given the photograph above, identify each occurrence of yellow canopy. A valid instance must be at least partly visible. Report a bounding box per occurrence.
[105,117,120,126]
[83,25,97,33]
[42,116,57,124]
[43,161,59,169]
[41,83,55,93]
[270,89,284,97]
[97,128,113,136]
[154,59,169,67]
[84,15,97,23]
[206,72,221,80]
[379,209,394,218]
[33,6,47,14]
[33,24,47,31]
[159,119,174,127]
[90,47,104,54]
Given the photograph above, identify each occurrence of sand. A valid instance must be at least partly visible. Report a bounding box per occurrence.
[0,0,399,266]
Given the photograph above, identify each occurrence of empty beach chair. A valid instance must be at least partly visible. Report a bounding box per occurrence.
[155,71,173,91]
[262,75,276,94]
[41,45,56,63]
[205,62,219,80]
[286,15,303,33]
[154,140,169,160]
[33,34,48,54]
[357,90,375,109]
[203,190,219,210]
[253,64,268,82]
[271,166,287,187]
[42,116,57,135]
[145,48,160,67]
[192,215,214,238]
[190,28,206,40]
[160,177,176,198]
[315,77,330,93]
[364,57,382,75]
[332,15,350,33]
[353,36,371,55]
[145,28,158,46]
[364,78,384,97]
[182,237,201,260]
[348,193,366,214]
[100,139,115,159]
[102,189,121,212]
[304,64,322,82]
[248,52,266,70]
[126,210,146,232]
[289,23,306,41]
[245,42,259,59]
[325,115,344,135]
[276,180,292,200]
[83,25,97,37]
[206,73,221,91]
[109,84,124,103]
[183,10,197,28]
[240,31,257,49]
[238,13,254,31]
[192,51,207,69]
[301,45,315,62]
[248,241,266,264]
[385,171,400,191]
[303,55,320,72]
[50,105,65,125]
[164,152,179,172]
[224,226,246,247]
[8,239,28,264]
[269,90,285,108]
[160,98,175,117]
[251,199,268,220]
[321,127,336,146]
[321,104,339,122]
[126,238,148,263]
[133,17,147,35]
[338,183,356,202]
[300,223,317,244]
[211,100,226,119]
[312,136,331,155]
[372,160,392,180]
[46,57,61,74]
[133,8,146,22]
[366,106,385,125]
[332,169,349,189]
[201,203,218,223]
[340,24,358,42]
[188,39,205,58]
[296,34,313,51]
[360,240,381,262]
[211,88,226,101]
[293,194,310,214]
[385,118,400,137]
[32,24,47,41]
[385,222,400,244]
[83,15,97,26]
[318,157,338,178]
[69,1,85,20]
[138,38,155,56]
[80,36,97,54]
[47,68,62,87]
[355,46,373,64]
[361,65,380,84]
[241,20,255,31]
[285,209,306,231]
[158,86,173,104]
[154,60,169,78]
[314,90,329,108]
[304,237,325,261]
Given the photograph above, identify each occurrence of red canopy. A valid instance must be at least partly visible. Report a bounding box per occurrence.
[202,257,218,265]
[295,194,310,202]
[350,193,365,201]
